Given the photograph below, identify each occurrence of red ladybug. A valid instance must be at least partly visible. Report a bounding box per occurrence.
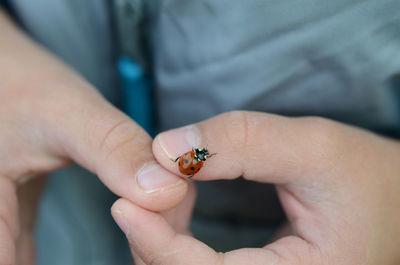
[174,148,216,179]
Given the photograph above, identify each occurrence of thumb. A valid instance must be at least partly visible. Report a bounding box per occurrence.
[42,85,187,211]
[0,6,186,212]
[152,111,330,184]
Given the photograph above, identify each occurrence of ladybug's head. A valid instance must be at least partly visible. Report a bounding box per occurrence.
[194,148,210,161]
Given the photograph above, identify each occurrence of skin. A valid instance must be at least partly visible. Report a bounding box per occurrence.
[0,9,188,264]
[112,111,400,265]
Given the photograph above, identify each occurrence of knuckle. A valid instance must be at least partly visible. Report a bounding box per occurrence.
[95,118,153,186]
[99,119,148,160]
[145,254,163,265]
[266,236,319,265]
[99,119,132,151]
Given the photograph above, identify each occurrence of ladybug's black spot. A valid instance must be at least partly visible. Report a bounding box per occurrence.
[178,162,181,166]
[187,173,191,175]
[190,167,195,170]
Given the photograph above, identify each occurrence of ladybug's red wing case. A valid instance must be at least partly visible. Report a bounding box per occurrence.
[175,148,215,178]
[178,151,203,176]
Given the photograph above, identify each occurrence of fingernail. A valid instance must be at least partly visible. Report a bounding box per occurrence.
[137,163,184,192]
[112,208,130,235]
[157,125,202,159]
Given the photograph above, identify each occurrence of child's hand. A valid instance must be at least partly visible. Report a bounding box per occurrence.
[0,10,187,263]
[113,111,400,265]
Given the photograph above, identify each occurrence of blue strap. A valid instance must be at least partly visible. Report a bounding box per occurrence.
[117,56,154,136]
[112,0,154,136]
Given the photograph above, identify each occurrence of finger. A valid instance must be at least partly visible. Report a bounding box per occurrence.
[41,86,188,211]
[0,176,19,264]
[0,11,187,212]
[153,111,340,183]
[112,199,318,265]
[112,198,219,265]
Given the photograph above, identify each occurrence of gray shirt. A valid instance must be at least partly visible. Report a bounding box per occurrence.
[12,0,400,131]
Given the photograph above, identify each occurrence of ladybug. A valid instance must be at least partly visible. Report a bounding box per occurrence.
[174,148,216,179]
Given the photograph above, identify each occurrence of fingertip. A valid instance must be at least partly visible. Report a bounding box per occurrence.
[111,198,177,253]
[111,198,162,242]
[111,198,162,227]
[135,163,184,192]
[153,125,211,180]
[110,161,189,212]
[154,125,202,162]
[111,199,130,235]
[132,173,189,212]
[154,133,177,161]
[152,134,181,175]
[112,198,209,265]
[112,198,159,225]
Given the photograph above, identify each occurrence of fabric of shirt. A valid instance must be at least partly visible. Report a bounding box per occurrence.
[147,0,400,132]
[8,0,400,264]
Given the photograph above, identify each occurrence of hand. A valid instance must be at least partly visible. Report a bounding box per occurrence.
[0,10,188,264]
[112,111,400,265]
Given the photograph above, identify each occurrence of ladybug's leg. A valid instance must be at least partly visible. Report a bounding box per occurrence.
[172,156,181,162]
[208,153,217,158]
[188,175,194,180]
